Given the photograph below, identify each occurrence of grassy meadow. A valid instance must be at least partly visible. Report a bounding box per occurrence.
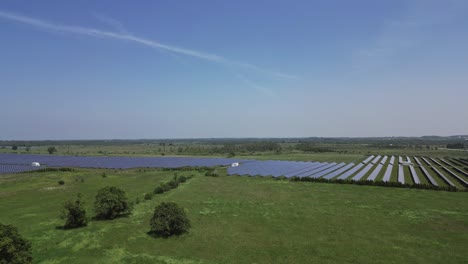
[1,168,467,263]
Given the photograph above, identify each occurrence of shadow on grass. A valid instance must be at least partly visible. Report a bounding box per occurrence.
[55,225,88,230]
[91,213,132,221]
[146,230,188,239]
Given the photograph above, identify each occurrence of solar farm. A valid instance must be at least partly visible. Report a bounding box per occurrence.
[2,153,467,191]
[227,155,468,189]
[1,151,468,263]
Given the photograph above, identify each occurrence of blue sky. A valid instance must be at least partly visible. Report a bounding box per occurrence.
[1,0,467,139]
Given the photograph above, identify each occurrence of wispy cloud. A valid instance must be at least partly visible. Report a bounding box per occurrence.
[91,12,128,34]
[0,10,296,80]
[235,74,278,98]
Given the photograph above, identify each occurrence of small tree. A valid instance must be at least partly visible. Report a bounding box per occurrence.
[149,202,190,237]
[62,193,88,229]
[94,186,132,220]
[47,146,57,154]
[153,186,164,194]
[11,145,18,151]
[144,193,153,200]
[0,223,32,263]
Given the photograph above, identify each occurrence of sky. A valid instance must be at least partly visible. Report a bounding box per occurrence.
[1,0,467,140]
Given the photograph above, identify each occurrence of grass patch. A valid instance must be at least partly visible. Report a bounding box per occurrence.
[0,169,467,263]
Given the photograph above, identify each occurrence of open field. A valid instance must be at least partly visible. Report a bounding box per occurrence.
[1,168,468,263]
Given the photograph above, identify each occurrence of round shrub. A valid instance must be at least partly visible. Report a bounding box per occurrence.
[167,180,179,189]
[178,176,187,183]
[153,186,164,194]
[94,186,132,220]
[160,183,172,192]
[62,193,88,229]
[58,180,65,185]
[149,202,190,237]
[144,193,153,200]
[0,223,32,264]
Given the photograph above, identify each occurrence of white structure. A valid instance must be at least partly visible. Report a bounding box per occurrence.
[31,162,40,167]
[399,161,413,166]
[231,162,239,167]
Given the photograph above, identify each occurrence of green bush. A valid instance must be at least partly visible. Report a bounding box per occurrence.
[178,175,187,183]
[167,180,179,189]
[149,202,191,237]
[153,186,164,194]
[0,223,32,263]
[58,180,65,185]
[101,172,107,178]
[62,194,88,229]
[94,186,132,220]
[144,193,153,200]
[160,183,172,192]
[205,169,218,177]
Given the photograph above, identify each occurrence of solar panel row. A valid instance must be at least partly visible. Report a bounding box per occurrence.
[380,156,388,165]
[337,163,364,180]
[389,156,395,165]
[298,162,337,177]
[398,165,405,184]
[362,155,374,164]
[422,157,432,166]
[414,157,422,166]
[409,165,421,184]
[352,163,374,181]
[452,166,468,178]
[442,167,468,187]
[0,165,43,174]
[0,153,245,170]
[382,163,393,182]
[439,158,452,167]
[419,166,438,186]
[371,155,381,164]
[323,163,355,180]
[367,163,383,181]
[431,167,455,187]
[310,162,346,178]
[430,158,443,167]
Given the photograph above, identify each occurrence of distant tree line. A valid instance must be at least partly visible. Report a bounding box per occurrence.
[295,142,335,153]
[446,142,466,149]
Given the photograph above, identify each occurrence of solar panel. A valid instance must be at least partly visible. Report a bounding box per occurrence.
[310,163,346,178]
[362,155,374,164]
[282,162,326,178]
[0,165,43,174]
[419,166,438,186]
[430,158,442,166]
[367,163,383,181]
[398,156,403,163]
[398,165,404,184]
[439,158,452,167]
[380,156,388,165]
[452,166,468,177]
[422,157,432,166]
[413,157,422,166]
[431,167,456,187]
[323,163,355,180]
[382,163,393,182]
[371,155,381,164]
[409,165,420,184]
[389,156,395,165]
[352,163,374,181]
[298,162,337,177]
[337,163,364,180]
[442,167,468,187]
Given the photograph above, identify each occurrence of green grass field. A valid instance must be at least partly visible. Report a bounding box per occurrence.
[1,168,467,263]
